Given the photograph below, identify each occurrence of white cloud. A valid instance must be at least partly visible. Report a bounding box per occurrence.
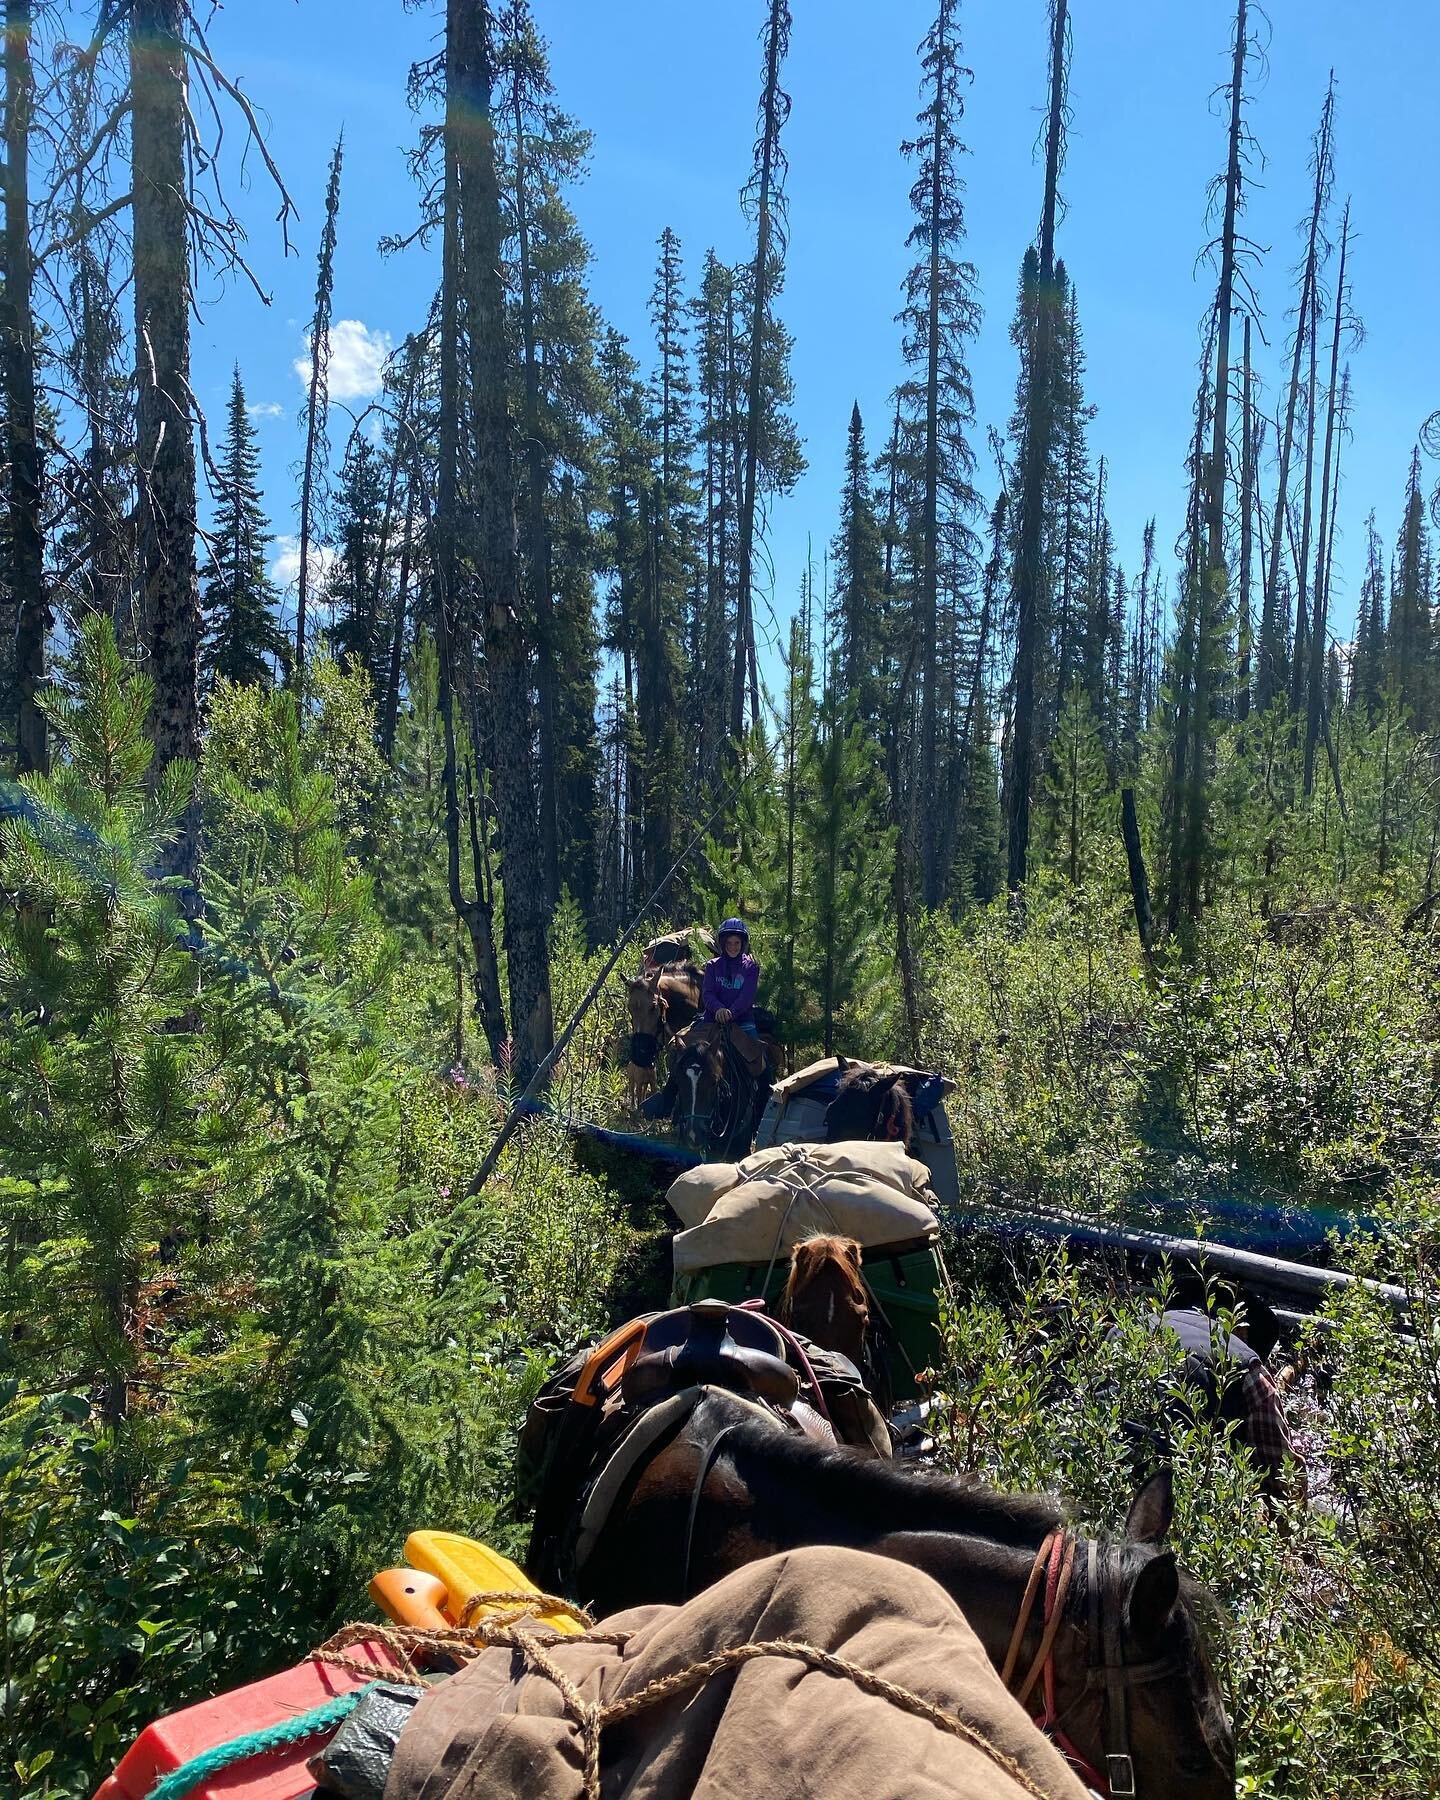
[270,533,338,593]
[247,401,285,420]
[293,318,392,403]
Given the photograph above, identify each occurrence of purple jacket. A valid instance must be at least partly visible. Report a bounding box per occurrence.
[702,951,759,1022]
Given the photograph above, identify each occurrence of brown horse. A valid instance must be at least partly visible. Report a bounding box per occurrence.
[780,1235,869,1366]
[623,965,703,1109]
[826,1059,917,1150]
[567,1392,1235,1799]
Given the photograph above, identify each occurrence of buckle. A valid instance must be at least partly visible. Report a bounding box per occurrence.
[1106,1752,1136,1796]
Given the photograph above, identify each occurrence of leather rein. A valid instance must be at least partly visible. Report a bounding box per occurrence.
[1000,1530,1185,1798]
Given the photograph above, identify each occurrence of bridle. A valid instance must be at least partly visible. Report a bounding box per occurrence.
[674,1033,748,1152]
[1000,1530,1186,1798]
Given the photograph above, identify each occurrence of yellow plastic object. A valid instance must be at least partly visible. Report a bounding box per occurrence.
[404,1530,584,1636]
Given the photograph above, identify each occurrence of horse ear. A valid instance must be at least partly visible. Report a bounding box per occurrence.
[1125,1468,1174,1545]
[1128,1550,1180,1637]
[836,1055,849,1072]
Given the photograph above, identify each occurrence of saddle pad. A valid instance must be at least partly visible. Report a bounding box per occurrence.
[572,1389,706,1579]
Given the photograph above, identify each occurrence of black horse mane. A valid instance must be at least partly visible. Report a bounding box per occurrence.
[713,1393,1067,1546]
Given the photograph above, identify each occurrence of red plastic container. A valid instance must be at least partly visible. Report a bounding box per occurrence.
[94,1639,405,1800]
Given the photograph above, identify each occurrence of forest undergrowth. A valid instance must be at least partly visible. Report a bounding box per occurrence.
[1,627,1437,1796]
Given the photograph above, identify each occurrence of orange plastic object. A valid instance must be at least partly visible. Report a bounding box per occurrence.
[404,1531,584,1636]
[93,1638,405,1800]
[370,1567,452,1631]
[572,1317,647,1407]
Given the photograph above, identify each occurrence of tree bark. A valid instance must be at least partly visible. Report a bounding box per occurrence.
[2,0,47,774]
[1121,787,1154,958]
[1006,0,1068,893]
[1259,80,1331,713]
[511,69,560,906]
[917,1,948,907]
[1181,0,1247,925]
[451,0,553,1084]
[1304,203,1349,795]
[296,134,343,677]
[1236,314,1254,722]
[732,0,789,746]
[131,0,200,866]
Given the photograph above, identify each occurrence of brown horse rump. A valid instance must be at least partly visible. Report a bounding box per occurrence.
[521,1303,889,1595]
[385,1545,1091,1800]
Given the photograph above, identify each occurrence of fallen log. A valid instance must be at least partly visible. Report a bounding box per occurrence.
[972,1205,1411,1315]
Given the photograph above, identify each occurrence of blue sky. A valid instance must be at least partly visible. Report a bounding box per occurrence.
[188,0,1440,648]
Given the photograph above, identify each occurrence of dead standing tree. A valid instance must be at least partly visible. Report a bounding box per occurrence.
[1170,0,1258,929]
[1006,0,1068,893]
[731,0,791,746]
[2,0,49,773]
[296,132,343,680]
[36,0,299,868]
[1257,78,1334,714]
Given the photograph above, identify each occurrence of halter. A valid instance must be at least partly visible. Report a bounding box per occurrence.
[1000,1531,1185,1798]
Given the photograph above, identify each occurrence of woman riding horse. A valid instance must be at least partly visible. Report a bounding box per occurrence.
[644,918,772,1125]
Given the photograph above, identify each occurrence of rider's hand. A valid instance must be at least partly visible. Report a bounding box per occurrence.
[716,1007,733,1024]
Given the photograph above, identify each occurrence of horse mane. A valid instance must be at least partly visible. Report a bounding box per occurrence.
[780,1236,869,1360]
[713,1393,1067,1546]
[826,1063,916,1149]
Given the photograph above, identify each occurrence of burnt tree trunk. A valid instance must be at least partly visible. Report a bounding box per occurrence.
[917,0,948,907]
[732,0,790,745]
[131,0,200,863]
[1259,80,1332,713]
[1304,203,1349,796]
[1006,0,1068,892]
[296,134,343,678]
[3,0,47,773]
[1236,314,1255,722]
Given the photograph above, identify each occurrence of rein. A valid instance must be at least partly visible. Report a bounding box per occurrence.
[999,1530,1183,1799]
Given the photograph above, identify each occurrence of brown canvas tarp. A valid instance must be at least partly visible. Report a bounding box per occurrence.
[668,1142,938,1277]
[384,1546,1089,1800]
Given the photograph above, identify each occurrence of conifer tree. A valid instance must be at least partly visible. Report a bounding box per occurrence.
[1053,266,1097,712]
[899,0,981,905]
[738,0,792,745]
[1043,684,1112,887]
[497,0,606,910]
[692,251,739,779]
[203,370,286,691]
[1007,0,1069,890]
[296,133,344,678]
[0,618,204,1423]
[451,0,553,1082]
[803,695,893,1055]
[1258,80,1334,714]
[327,434,389,685]
[1351,511,1387,721]
[1391,446,1431,720]
[830,403,886,723]
[636,225,697,891]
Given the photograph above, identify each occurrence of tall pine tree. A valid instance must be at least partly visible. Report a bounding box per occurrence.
[203,370,286,691]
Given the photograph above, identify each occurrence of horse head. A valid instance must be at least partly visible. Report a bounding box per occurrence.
[780,1234,869,1366]
[670,1031,728,1149]
[1042,1472,1236,1799]
[625,972,667,1068]
[825,1062,916,1150]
